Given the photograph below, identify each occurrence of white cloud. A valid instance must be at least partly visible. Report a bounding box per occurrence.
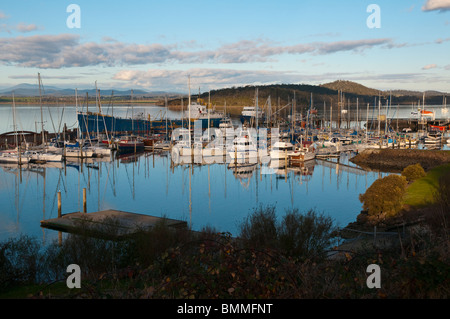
[315,39,392,54]
[111,67,450,93]
[435,37,450,43]
[0,11,40,33]
[113,68,289,90]
[0,34,176,68]
[8,74,82,80]
[0,34,80,67]
[16,23,39,33]
[422,64,438,70]
[422,0,450,12]
[112,68,356,92]
[0,34,397,69]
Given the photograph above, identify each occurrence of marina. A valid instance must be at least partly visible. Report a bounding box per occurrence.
[2,1,450,300]
[1,97,450,244]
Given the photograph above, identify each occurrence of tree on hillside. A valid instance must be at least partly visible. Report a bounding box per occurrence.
[401,163,426,183]
[359,174,408,224]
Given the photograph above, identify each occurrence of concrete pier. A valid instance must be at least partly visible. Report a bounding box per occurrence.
[40,209,187,239]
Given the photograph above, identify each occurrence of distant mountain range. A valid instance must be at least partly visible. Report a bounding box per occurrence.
[2,81,448,106]
[0,83,176,97]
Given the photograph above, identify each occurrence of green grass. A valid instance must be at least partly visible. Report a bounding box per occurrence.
[403,163,450,207]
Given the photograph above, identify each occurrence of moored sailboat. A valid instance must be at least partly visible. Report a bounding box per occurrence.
[117,135,145,153]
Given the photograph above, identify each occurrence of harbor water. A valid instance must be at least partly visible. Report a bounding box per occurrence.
[0,104,448,244]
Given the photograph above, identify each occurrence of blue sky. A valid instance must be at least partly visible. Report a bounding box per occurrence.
[1,0,450,93]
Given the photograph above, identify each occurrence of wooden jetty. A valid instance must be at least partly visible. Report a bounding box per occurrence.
[40,209,188,239]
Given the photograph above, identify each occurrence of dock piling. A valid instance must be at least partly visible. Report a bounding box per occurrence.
[58,191,61,218]
[83,188,87,213]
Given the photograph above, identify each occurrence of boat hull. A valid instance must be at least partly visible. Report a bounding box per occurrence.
[29,152,63,163]
[117,143,145,153]
[77,113,223,135]
[64,148,94,158]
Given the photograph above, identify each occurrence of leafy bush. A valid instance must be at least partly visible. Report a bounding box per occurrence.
[359,174,408,222]
[428,170,450,237]
[239,206,336,260]
[278,209,335,259]
[238,205,278,250]
[402,163,426,182]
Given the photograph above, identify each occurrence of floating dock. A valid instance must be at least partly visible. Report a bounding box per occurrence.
[40,209,188,239]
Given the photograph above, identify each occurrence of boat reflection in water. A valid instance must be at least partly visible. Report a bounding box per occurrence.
[228,162,258,189]
[0,146,391,245]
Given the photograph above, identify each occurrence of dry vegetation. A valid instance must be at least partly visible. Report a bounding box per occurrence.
[1,196,449,299]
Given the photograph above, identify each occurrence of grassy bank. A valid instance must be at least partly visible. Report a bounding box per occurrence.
[403,163,450,207]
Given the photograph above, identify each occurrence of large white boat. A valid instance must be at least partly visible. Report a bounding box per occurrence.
[172,140,193,157]
[227,131,258,163]
[269,141,296,160]
[321,135,353,148]
[424,132,443,144]
[28,150,62,163]
[0,150,30,164]
[240,106,264,124]
[64,145,95,158]
[184,102,224,128]
[219,117,234,131]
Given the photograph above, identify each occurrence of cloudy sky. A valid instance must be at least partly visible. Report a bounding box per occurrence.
[1,0,450,93]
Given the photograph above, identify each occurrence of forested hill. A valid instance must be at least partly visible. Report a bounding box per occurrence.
[175,81,448,109]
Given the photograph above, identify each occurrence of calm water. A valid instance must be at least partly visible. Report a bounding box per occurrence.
[0,150,387,244]
[0,104,182,135]
[1,103,446,244]
[1,103,449,135]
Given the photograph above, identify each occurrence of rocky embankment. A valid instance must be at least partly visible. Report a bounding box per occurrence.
[350,148,450,172]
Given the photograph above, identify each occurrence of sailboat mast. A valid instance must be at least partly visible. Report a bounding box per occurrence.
[366,103,369,141]
[208,91,210,142]
[378,96,381,137]
[291,91,295,141]
[165,95,168,141]
[131,89,134,134]
[188,76,191,146]
[356,98,359,132]
[75,88,80,139]
[12,92,18,149]
[256,88,259,129]
[330,100,332,134]
[38,73,45,147]
[95,82,100,138]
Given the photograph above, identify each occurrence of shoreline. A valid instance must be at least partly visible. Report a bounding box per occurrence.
[336,149,450,252]
[349,148,450,172]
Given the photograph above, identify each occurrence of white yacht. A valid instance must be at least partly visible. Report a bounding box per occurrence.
[0,150,30,164]
[424,132,443,144]
[228,131,258,162]
[269,141,296,160]
[28,150,62,163]
[240,106,264,124]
